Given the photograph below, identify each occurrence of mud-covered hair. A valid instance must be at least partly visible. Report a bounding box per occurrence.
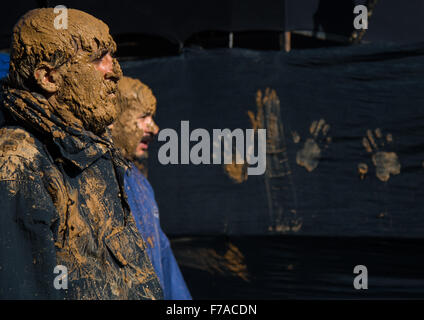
[116,76,156,116]
[7,8,116,92]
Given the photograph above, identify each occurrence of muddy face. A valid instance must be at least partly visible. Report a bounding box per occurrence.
[111,77,158,162]
[111,107,145,161]
[135,114,159,159]
[56,50,122,134]
[8,8,122,135]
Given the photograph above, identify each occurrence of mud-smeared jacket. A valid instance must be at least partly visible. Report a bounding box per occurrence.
[0,88,163,299]
[125,164,192,300]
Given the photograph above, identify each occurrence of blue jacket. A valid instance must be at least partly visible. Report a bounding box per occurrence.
[0,53,8,79]
[124,164,192,300]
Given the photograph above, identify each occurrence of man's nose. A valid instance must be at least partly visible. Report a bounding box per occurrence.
[104,56,122,82]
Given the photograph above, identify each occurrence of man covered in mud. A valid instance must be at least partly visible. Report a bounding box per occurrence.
[110,76,191,300]
[0,8,163,299]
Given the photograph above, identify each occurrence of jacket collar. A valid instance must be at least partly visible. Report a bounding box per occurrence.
[1,87,125,171]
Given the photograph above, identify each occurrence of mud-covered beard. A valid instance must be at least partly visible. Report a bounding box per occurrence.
[133,152,149,177]
[113,127,149,176]
[55,61,120,136]
[111,107,143,159]
[110,110,150,176]
[135,150,149,162]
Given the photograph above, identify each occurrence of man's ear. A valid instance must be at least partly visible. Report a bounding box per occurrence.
[34,64,60,93]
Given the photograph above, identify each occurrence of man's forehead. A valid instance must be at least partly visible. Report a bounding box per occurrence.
[133,102,156,117]
[11,8,116,59]
[66,9,116,56]
[74,37,116,62]
[89,32,116,52]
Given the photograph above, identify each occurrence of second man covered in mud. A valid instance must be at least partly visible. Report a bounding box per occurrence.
[110,76,192,300]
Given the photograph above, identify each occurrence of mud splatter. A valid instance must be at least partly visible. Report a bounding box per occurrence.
[146,236,154,248]
[361,128,401,182]
[80,168,108,233]
[221,94,265,184]
[296,119,331,172]
[222,143,248,183]
[358,162,368,180]
[223,162,248,184]
[0,128,38,179]
[0,128,41,198]
[175,242,250,282]
[221,88,300,233]
[43,165,68,223]
[268,209,302,233]
[253,89,300,233]
[291,131,300,144]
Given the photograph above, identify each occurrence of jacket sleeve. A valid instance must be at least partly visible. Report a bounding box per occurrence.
[159,228,192,300]
[0,162,64,299]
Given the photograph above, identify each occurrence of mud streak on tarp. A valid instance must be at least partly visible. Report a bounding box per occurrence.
[222,88,300,232]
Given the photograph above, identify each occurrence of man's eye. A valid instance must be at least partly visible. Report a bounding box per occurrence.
[93,50,109,62]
